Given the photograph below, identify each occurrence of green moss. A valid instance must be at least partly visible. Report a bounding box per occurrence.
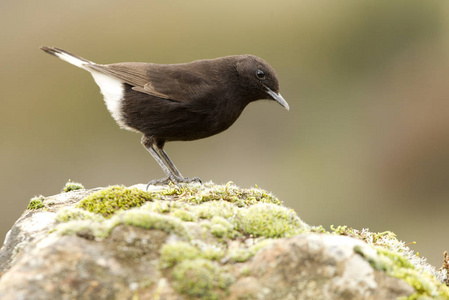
[172,259,234,299]
[240,266,251,276]
[119,210,187,237]
[330,225,397,246]
[28,195,45,210]
[171,208,198,222]
[160,242,201,268]
[355,245,449,299]
[192,201,235,220]
[160,241,225,270]
[55,207,105,223]
[200,244,225,261]
[63,180,84,192]
[310,225,327,233]
[205,216,236,239]
[236,203,308,238]
[57,183,306,244]
[76,186,153,218]
[142,201,173,214]
[57,208,189,239]
[56,218,119,238]
[330,226,447,294]
[156,182,282,207]
[210,223,228,238]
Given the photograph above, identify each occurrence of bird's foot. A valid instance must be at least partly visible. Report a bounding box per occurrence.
[146,175,202,189]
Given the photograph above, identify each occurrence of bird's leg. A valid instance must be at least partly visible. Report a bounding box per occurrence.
[154,147,183,178]
[156,147,202,184]
[141,136,201,188]
[147,146,202,187]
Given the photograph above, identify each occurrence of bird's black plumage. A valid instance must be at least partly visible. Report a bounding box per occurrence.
[40,46,289,186]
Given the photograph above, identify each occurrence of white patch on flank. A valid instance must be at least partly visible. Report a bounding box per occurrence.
[90,71,133,130]
[54,52,88,69]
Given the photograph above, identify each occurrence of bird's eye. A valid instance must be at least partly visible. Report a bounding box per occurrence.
[256,69,265,79]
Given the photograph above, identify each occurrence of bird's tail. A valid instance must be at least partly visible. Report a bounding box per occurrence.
[40,46,95,70]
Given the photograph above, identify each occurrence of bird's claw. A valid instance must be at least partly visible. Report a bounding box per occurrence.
[146,175,202,190]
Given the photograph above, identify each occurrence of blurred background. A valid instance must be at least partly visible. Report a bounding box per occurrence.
[1,0,448,267]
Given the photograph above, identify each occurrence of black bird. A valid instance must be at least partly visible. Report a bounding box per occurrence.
[40,46,289,186]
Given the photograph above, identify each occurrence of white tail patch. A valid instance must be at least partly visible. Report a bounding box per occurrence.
[53,51,89,69]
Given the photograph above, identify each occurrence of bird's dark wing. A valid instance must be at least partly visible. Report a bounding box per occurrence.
[89,61,218,102]
[88,63,170,100]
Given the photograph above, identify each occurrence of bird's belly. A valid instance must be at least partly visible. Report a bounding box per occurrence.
[155,112,237,141]
[121,87,244,141]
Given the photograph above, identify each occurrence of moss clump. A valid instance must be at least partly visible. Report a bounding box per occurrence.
[199,244,225,261]
[119,210,187,237]
[160,242,201,268]
[57,209,188,239]
[203,216,236,239]
[171,208,198,222]
[172,259,234,299]
[442,251,449,287]
[55,207,105,223]
[355,245,449,299]
[56,218,118,238]
[28,195,45,210]
[160,241,225,269]
[158,182,282,207]
[330,225,397,246]
[143,200,173,214]
[193,201,235,220]
[240,266,251,277]
[237,203,308,238]
[76,186,153,218]
[63,180,84,192]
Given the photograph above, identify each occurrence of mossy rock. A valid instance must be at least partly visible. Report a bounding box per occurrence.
[47,182,448,299]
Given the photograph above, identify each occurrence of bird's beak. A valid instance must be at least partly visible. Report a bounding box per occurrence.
[265,87,290,111]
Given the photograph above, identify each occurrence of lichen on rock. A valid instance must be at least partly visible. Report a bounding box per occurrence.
[0,181,447,300]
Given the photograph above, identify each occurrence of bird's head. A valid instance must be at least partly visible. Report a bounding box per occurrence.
[236,55,289,111]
